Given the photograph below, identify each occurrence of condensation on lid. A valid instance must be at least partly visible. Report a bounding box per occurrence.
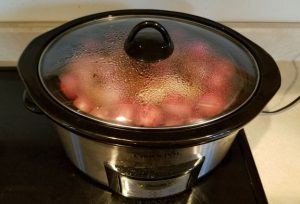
[38,15,259,128]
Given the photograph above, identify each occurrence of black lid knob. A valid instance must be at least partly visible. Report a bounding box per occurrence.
[124,21,174,63]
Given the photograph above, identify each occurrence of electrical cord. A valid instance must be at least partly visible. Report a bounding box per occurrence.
[262,59,300,114]
[262,96,300,114]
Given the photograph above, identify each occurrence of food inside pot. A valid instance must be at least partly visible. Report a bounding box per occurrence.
[59,41,239,127]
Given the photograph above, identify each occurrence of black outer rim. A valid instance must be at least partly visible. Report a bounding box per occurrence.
[17,9,281,148]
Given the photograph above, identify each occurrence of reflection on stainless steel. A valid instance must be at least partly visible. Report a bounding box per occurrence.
[56,125,238,198]
[106,158,204,179]
[59,131,85,171]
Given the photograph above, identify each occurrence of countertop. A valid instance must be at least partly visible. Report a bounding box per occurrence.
[245,61,300,204]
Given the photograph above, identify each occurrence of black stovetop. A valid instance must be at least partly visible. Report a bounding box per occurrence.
[0,70,267,204]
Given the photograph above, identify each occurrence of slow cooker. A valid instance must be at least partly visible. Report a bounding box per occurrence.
[18,9,280,198]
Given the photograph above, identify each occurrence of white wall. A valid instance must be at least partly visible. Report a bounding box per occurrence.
[0,0,300,22]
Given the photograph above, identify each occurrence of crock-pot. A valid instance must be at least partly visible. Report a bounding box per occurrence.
[18,9,281,198]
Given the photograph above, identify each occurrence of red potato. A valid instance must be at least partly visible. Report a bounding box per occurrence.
[161,94,193,126]
[183,42,217,82]
[89,99,136,125]
[59,73,80,100]
[185,42,235,81]
[60,54,125,105]
[186,42,212,62]
[203,59,235,94]
[59,55,100,100]
[87,61,126,106]
[206,72,230,92]
[193,93,226,119]
[213,59,234,78]
[95,85,124,106]
[111,98,137,124]
[135,104,164,127]
[89,106,113,121]
[112,103,136,125]
[73,95,94,113]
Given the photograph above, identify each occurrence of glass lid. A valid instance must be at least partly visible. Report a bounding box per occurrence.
[39,14,259,128]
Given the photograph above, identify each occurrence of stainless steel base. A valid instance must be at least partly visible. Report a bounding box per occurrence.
[56,125,238,198]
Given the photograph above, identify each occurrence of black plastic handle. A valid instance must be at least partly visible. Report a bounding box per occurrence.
[124,21,174,62]
[23,90,43,114]
[126,21,173,47]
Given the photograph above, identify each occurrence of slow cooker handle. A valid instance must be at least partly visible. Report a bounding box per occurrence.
[105,156,205,198]
[23,90,43,114]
